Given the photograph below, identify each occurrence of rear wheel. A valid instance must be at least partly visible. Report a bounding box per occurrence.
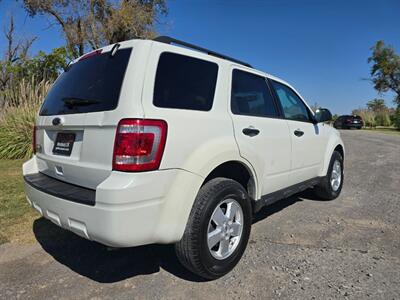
[175,178,252,280]
[313,150,344,200]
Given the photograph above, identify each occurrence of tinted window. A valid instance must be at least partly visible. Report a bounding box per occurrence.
[40,48,132,116]
[153,53,218,111]
[231,70,278,117]
[271,81,310,122]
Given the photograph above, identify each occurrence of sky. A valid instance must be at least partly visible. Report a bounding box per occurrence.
[1,0,399,115]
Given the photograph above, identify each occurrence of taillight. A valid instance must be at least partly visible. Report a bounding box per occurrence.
[32,125,37,154]
[113,119,167,172]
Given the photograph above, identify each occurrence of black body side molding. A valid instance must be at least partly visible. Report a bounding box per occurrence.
[24,172,96,206]
[252,177,322,213]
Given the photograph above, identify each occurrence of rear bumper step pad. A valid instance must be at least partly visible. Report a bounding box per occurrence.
[24,172,96,206]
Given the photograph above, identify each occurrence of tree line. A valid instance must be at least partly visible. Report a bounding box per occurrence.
[352,99,398,128]
[350,41,400,129]
[0,0,168,159]
[0,1,399,160]
[0,0,167,108]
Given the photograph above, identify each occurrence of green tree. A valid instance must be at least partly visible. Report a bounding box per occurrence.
[368,41,400,107]
[0,15,68,107]
[23,0,168,58]
[1,45,68,91]
[393,108,400,129]
[367,98,387,112]
[18,47,69,82]
[0,15,36,91]
[366,98,392,126]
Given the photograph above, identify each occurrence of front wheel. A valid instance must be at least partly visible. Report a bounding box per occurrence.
[313,150,344,200]
[175,178,252,280]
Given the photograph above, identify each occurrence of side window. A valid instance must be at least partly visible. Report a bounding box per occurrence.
[231,70,278,117]
[271,80,311,122]
[153,52,218,111]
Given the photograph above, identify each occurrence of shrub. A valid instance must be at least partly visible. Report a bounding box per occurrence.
[375,111,392,127]
[0,79,51,159]
[355,109,376,127]
[393,108,400,130]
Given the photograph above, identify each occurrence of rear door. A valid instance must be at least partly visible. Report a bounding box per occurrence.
[34,44,143,189]
[229,68,292,195]
[270,79,325,183]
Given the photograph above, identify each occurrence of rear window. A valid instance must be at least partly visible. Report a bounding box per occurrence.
[153,52,218,111]
[39,48,132,116]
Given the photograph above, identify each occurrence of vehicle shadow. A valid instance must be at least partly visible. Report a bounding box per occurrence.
[252,188,335,224]
[252,195,301,224]
[33,218,205,283]
[33,189,331,283]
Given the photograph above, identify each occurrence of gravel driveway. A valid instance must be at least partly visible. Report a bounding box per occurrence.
[1,130,399,299]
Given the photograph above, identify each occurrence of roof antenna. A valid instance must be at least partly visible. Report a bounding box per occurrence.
[110,43,120,57]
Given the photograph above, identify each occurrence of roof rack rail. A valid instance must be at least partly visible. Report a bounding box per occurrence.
[153,36,252,68]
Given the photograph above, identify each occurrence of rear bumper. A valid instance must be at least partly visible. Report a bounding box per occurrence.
[344,123,363,128]
[23,157,203,247]
[24,173,96,206]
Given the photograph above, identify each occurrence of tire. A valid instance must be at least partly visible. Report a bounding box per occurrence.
[313,151,344,200]
[175,177,252,280]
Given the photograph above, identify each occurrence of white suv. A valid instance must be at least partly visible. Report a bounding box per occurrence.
[23,36,344,279]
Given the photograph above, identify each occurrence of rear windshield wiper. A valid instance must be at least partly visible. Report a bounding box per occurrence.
[62,97,101,108]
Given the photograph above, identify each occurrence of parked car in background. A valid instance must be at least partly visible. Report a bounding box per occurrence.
[334,115,363,129]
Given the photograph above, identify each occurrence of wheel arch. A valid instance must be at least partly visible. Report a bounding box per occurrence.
[334,144,344,160]
[156,156,259,244]
[202,160,258,200]
[320,136,345,177]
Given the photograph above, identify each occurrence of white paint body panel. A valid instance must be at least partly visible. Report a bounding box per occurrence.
[23,39,344,247]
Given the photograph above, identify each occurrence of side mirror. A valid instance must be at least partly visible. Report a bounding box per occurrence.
[314,108,332,123]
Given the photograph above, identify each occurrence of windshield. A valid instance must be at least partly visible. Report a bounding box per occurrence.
[39,48,132,116]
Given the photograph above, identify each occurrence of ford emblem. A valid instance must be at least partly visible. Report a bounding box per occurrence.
[52,117,61,126]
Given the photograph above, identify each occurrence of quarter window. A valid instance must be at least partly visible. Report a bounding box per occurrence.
[153,52,218,111]
[271,80,311,122]
[231,70,278,117]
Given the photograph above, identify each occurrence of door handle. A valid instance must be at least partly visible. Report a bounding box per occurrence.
[294,129,304,137]
[242,127,260,137]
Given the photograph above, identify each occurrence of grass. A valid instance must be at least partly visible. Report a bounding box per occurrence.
[0,159,38,244]
[0,79,50,159]
[361,126,400,136]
